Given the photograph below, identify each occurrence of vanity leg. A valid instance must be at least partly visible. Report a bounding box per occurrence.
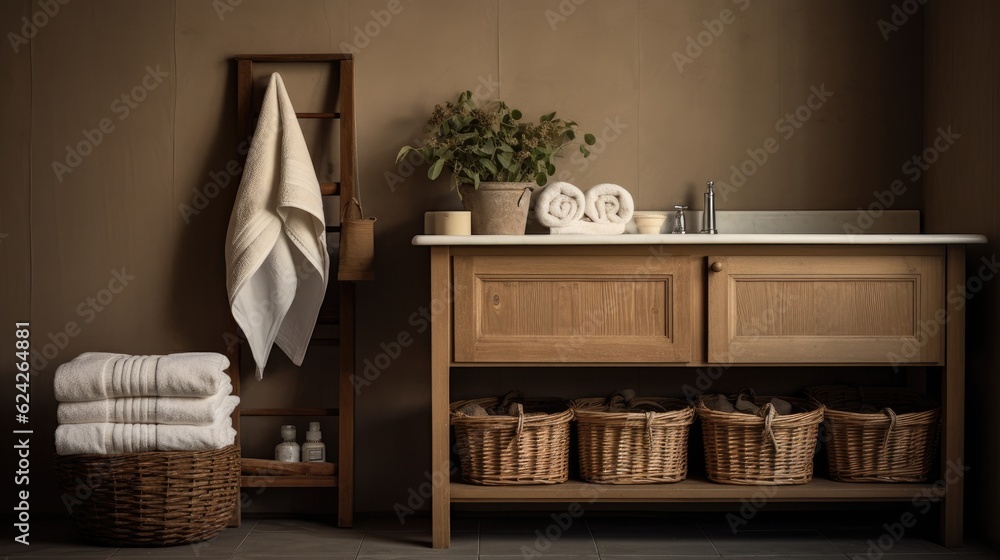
[431,247,451,549]
[941,245,965,547]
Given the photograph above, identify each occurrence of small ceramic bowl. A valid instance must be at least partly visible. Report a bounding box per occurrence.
[632,212,668,234]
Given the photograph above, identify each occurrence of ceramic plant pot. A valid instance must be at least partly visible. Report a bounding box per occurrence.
[459,182,534,235]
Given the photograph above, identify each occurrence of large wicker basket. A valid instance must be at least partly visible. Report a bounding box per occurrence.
[806,385,940,482]
[697,394,824,485]
[451,397,572,485]
[54,445,240,546]
[572,397,695,484]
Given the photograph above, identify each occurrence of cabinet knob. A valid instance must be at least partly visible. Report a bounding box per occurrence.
[710,261,723,272]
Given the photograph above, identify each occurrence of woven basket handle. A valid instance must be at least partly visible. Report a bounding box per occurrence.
[342,197,366,221]
[504,402,525,452]
[644,411,655,451]
[880,407,898,451]
[761,402,779,450]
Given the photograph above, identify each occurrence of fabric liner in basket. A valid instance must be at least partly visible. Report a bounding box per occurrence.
[451,393,572,485]
[572,395,695,484]
[54,445,240,546]
[806,385,940,482]
[698,389,824,485]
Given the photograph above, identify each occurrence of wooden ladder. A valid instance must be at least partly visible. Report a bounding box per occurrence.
[227,53,356,528]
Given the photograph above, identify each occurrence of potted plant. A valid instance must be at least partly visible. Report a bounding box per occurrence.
[397,91,596,234]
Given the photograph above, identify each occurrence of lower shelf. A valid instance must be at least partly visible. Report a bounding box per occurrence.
[451,477,934,503]
[242,475,339,488]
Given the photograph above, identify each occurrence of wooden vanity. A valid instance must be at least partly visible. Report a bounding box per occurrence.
[414,234,985,548]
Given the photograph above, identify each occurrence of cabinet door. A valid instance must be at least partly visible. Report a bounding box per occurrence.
[707,255,944,364]
[453,255,697,363]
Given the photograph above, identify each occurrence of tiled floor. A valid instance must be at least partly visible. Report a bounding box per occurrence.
[2,513,997,559]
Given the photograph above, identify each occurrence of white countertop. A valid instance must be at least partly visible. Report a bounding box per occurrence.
[412,233,987,246]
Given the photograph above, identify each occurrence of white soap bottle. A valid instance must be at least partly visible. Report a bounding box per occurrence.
[274,424,300,462]
[301,421,326,462]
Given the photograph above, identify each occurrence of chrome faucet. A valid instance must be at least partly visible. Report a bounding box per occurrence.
[672,205,688,234]
[701,180,718,234]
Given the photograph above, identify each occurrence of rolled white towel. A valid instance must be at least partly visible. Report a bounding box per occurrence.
[57,386,239,426]
[55,417,237,455]
[54,352,230,402]
[535,181,586,228]
[584,183,634,224]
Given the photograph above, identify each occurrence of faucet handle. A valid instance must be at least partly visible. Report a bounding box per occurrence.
[672,205,688,234]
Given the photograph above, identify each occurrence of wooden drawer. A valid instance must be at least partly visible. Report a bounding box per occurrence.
[707,255,945,364]
[453,255,697,363]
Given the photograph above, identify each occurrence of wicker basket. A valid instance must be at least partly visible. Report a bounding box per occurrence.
[54,445,240,546]
[572,397,695,484]
[451,397,572,485]
[697,394,824,485]
[806,385,940,482]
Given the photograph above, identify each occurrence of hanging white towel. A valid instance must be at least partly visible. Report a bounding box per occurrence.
[225,72,329,379]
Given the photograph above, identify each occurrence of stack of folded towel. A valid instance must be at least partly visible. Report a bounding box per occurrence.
[535,182,634,234]
[54,352,239,455]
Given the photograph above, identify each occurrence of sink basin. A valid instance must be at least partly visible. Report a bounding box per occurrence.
[628,210,920,235]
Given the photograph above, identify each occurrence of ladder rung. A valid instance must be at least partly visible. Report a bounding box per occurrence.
[310,338,341,347]
[234,54,352,62]
[297,112,341,119]
[241,408,339,417]
[320,182,340,196]
[316,315,340,326]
